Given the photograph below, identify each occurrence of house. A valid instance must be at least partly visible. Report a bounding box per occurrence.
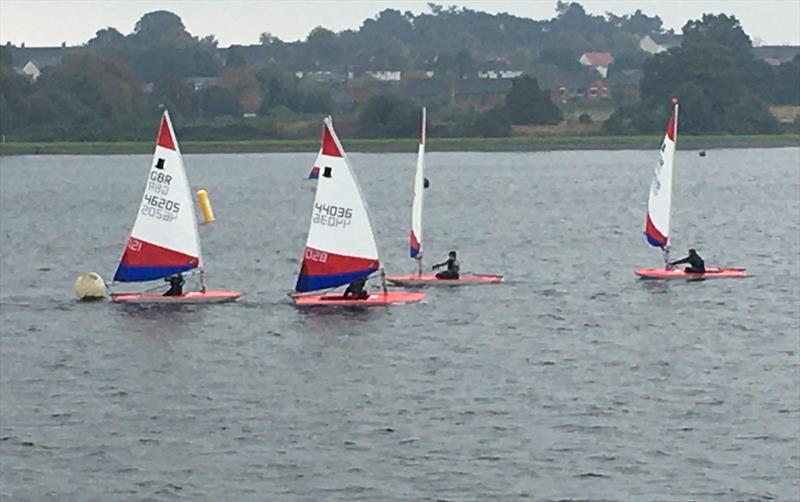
[402,69,435,80]
[185,77,220,91]
[586,78,609,100]
[535,68,595,103]
[295,70,347,83]
[364,70,401,81]
[753,45,800,66]
[403,78,447,100]
[10,46,65,82]
[10,46,64,72]
[639,32,682,54]
[477,70,524,79]
[20,60,41,81]
[579,52,614,78]
[606,69,643,98]
[455,79,512,110]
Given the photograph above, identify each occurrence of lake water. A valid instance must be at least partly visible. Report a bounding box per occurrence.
[1,148,798,500]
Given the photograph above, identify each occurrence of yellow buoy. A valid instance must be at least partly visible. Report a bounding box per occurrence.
[197,189,215,224]
[74,272,107,301]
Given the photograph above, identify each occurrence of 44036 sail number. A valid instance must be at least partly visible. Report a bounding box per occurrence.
[312,203,352,228]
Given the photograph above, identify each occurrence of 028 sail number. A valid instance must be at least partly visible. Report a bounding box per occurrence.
[312,203,352,228]
[305,248,328,263]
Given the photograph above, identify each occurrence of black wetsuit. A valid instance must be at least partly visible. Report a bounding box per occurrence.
[344,279,369,299]
[164,275,185,296]
[434,258,460,280]
[672,254,705,273]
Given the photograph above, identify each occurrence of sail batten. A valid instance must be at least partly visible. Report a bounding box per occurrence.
[295,117,380,293]
[114,111,201,282]
[645,100,678,248]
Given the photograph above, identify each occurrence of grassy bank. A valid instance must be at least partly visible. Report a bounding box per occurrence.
[1,134,798,155]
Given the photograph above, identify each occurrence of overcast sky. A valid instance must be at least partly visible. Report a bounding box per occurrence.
[1,0,798,47]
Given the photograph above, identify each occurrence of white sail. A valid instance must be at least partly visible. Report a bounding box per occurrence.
[295,117,380,292]
[645,99,678,249]
[410,107,426,258]
[114,111,201,282]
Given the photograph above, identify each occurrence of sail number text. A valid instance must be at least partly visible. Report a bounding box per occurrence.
[304,249,328,263]
[312,203,352,228]
[141,194,180,222]
[148,171,172,195]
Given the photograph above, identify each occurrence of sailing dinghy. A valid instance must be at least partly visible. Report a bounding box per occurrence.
[386,108,502,287]
[291,117,426,306]
[110,111,242,303]
[634,99,746,280]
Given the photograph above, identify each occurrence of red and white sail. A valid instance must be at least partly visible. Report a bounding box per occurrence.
[410,107,426,258]
[114,111,201,282]
[645,99,678,248]
[295,117,379,292]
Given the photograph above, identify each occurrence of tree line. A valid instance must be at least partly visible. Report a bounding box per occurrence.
[0,5,797,141]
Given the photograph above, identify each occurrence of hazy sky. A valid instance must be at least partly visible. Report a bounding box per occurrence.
[1,0,798,47]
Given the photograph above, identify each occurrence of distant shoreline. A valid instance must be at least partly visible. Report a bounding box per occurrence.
[1,134,798,155]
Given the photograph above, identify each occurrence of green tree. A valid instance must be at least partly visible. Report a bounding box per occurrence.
[225,47,247,68]
[132,10,192,47]
[0,45,31,135]
[610,13,779,134]
[200,86,240,117]
[30,52,144,123]
[504,75,562,125]
[774,56,800,104]
[357,94,418,137]
[473,106,511,136]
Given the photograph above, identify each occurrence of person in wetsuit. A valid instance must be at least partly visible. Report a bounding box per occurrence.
[343,277,369,299]
[670,248,705,273]
[433,251,460,279]
[164,273,185,296]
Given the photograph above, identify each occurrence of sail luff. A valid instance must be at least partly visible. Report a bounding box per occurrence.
[410,107,426,259]
[645,99,678,249]
[167,110,203,269]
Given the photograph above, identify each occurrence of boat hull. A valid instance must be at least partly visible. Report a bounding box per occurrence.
[111,290,242,304]
[385,274,503,286]
[634,267,746,280]
[292,291,425,306]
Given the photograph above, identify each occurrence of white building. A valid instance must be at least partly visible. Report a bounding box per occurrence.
[21,60,41,81]
[365,70,401,81]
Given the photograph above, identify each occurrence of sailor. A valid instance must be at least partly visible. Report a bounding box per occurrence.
[164,273,185,296]
[433,250,460,279]
[669,248,705,273]
[344,277,369,299]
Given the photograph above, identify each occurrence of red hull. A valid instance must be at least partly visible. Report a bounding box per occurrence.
[292,291,425,306]
[385,274,503,286]
[634,267,746,280]
[112,290,242,304]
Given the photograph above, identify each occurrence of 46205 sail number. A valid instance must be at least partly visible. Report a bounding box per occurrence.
[140,194,180,222]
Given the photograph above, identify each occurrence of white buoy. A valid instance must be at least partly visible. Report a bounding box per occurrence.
[74,272,107,301]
